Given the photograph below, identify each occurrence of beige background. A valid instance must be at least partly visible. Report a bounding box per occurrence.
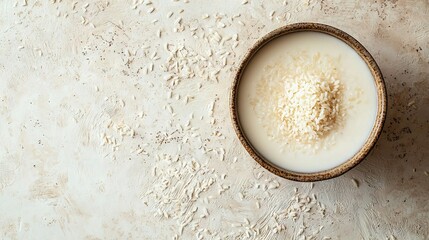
[0,0,428,239]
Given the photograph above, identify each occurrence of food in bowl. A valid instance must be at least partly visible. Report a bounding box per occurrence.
[231,23,386,181]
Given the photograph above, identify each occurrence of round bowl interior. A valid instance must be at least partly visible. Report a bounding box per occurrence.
[230,22,387,182]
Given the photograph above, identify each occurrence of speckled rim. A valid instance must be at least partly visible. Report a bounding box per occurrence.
[230,23,387,182]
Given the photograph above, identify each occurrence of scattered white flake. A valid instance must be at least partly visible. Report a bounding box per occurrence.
[80,16,87,25]
[388,235,397,240]
[297,227,304,236]
[208,101,215,116]
[267,180,280,189]
[241,0,248,4]
[151,51,158,59]
[222,57,227,66]
[238,192,244,200]
[175,17,182,25]
[218,22,226,28]
[232,33,239,41]
[147,7,155,13]
[166,105,173,114]
[352,178,359,187]
[164,74,173,81]
[212,31,222,42]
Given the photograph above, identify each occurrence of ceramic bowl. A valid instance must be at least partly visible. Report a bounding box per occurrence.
[230,22,387,182]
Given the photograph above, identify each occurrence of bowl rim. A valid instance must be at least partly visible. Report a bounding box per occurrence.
[230,22,387,182]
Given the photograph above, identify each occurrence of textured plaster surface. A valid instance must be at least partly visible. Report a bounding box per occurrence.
[0,0,428,239]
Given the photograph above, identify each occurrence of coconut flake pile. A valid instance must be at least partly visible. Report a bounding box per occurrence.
[252,52,344,148]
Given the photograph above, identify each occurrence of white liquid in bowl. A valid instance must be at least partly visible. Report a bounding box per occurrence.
[237,32,378,173]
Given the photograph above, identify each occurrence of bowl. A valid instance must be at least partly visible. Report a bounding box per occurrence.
[230,23,387,182]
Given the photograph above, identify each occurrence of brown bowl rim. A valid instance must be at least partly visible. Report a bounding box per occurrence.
[230,22,387,182]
